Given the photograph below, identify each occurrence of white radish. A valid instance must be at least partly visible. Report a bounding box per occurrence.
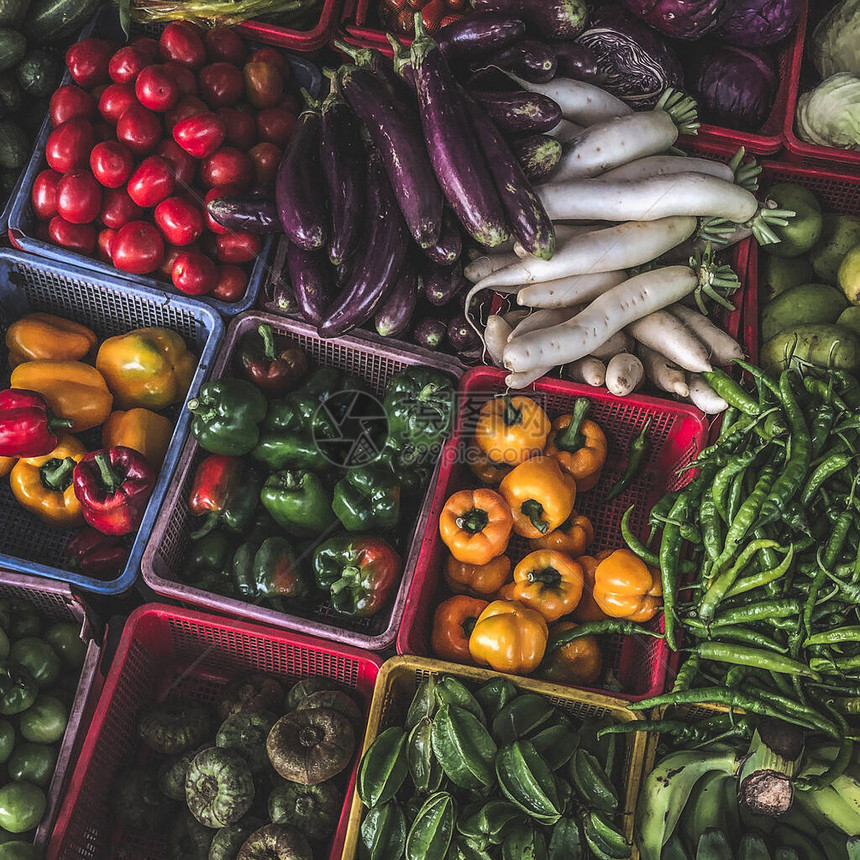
[626,311,712,373]
[503,265,698,373]
[484,315,513,367]
[517,270,627,309]
[475,217,697,289]
[564,357,606,387]
[589,329,634,361]
[465,253,522,283]
[605,353,644,397]
[508,305,583,340]
[687,373,728,414]
[546,119,585,143]
[505,366,555,389]
[638,344,689,397]
[502,309,530,327]
[600,155,734,184]
[537,173,759,224]
[512,224,596,258]
[668,304,745,365]
[506,72,632,126]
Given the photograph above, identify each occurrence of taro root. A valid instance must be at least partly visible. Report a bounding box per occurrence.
[186,747,255,828]
[285,677,336,711]
[296,690,362,731]
[168,810,214,859]
[218,674,285,720]
[138,700,211,755]
[110,764,174,830]
[238,824,313,860]
[216,711,277,775]
[268,778,341,840]
[267,707,355,785]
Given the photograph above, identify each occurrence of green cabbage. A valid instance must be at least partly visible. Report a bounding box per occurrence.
[812,0,860,77]
[796,72,860,149]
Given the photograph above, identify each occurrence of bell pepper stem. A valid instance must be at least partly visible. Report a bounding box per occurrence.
[95,450,123,491]
[47,414,74,435]
[527,567,561,586]
[554,398,590,452]
[418,382,440,401]
[331,566,360,594]
[501,394,522,427]
[40,456,77,492]
[190,511,220,540]
[258,324,277,361]
[455,508,489,535]
[520,499,549,534]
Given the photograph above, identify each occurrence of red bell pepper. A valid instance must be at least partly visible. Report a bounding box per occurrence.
[64,528,130,578]
[188,454,259,538]
[72,446,156,535]
[0,389,73,457]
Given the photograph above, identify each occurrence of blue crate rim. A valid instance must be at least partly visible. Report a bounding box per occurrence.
[0,247,225,595]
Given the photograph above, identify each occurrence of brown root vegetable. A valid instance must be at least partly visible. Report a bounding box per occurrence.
[296,690,362,731]
[217,674,285,721]
[285,677,338,711]
[138,701,211,756]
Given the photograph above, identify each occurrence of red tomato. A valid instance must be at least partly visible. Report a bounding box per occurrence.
[127,156,175,207]
[116,104,162,156]
[130,37,161,61]
[98,82,137,125]
[162,60,197,97]
[108,46,151,84]
[201,148,253,189]
[154,195,203,246]
[172,249,217,295]
[217,107,255,150]
[255,106,295,146]
[111,221,165,273]
[96,227,116,262]
[159,22,206,69]
[211,263,248,302]
[250,47,289,79]
[248,142,281,186]
[49,85,96,127]
[56,170,102,225]
[280,93,300,114]
[203,184,238,234]
[204,28,247,66]
[159,242,191,277]
[216,231,261,264]
[164,94,208,129]
[154,139,196,187]
[89,141,134,189]
[100,187,142,229]
[31,169,61,220]
[198,63,244,109]
[65,38,113,89]
[135,65,179,112]
[45,119,95,173]
[242,61,284,109]
[172,112,226,160]
[48,216,97,254]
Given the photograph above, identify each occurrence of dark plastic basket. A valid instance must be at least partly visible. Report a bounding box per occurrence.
[398,366,710,702]
[0,248,223,594]
[7,7,323,317]
[142,311,463,650]
[48,604,381,860]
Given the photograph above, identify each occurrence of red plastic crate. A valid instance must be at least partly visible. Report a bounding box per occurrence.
[238,0,342,52]
[48,605,381,860]
[397,367,709,701]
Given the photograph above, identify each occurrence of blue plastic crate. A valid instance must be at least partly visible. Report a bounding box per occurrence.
[7,7,323,317]
[0,248,224,594]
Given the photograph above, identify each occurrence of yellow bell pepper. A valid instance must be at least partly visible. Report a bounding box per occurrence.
[572,555,609,623]
[593,548,663,622]
[102,409,173,470]
[499,455,576,540]
[10,434,86,527]
[475,394,550,466]
[444,554,512,598]
[5,313,97,368]
[439,488,513,565]
[544,399,607,492]
[468,599,548,675]
[512,550,584,623]
[529,510,594,556]
[539,621,603,686]
[0,457,14,478]
[10,361,113,432]
[96,327,196,410]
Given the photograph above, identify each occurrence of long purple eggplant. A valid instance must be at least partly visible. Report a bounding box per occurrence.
[334,39,415,107]
[473,0,587,39]
[435,12,526,60]
[286,243,334,326]
[320,74,364,268]
[318,149,408,338]
[466,91,555,260]
[207,197,280,234]
[338,64,443,250]
[552,41,601,82]
[510,134,562,181]
[485,40,558,83]
[423,209,463,266]
[410,16,508,249]
[424,259,465,306]
[468,88,562,135]
[276,93,327,251]
[375,255,420,337]
[387,34,418,93]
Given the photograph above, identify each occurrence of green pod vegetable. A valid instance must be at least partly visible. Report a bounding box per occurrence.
[548,817,583,860]
[530,722,580,771]
[501,824,548,860]
[448,836,494,860]
[407,717,443,794]
[406,677,437,730]
[457,800,523,849]
[431,705,497,790]
[405,791,455,860]
[358,726,409,808]
[360,801,407,860]
[475,678,517,721]
[491,695,556,745]
[434,677,485,723]
[495,741,562,825]
[569,748,618,813]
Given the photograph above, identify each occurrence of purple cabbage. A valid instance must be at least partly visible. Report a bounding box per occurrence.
[689,44,777,131]
[576,6,684,107]
[619,0,737,40]
[716,0,803,47]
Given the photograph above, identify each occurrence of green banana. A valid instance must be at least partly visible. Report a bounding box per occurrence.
[696,829,732,860]
[738,832,771,860]
[569,748,618,813]
[680,772,732,853]
[772,806,817,838]
[794,784,860,836]
[584,810,631,860]
[834,773,860,820]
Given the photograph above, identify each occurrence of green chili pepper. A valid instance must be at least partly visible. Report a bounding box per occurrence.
[711,449,757,523]
[799,454,853,507]
[647,493,677,547]
[693,641,819,679]
[726,470,746,525]
[671,655,700,692]
[804,625,860,647]
[546,619,663,652]
[702,370,761,417]
[604,418,651,503]
[712,466,777,570]
[710,599,799,628]
[725,545,794,598]
[683,620,789,653]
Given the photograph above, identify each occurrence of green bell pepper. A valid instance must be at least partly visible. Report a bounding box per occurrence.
[332,464,401,532]
[187,379,268,457]
[260,470,336,537]
[300,367,365,404]
[377,441,434,495]
[251,393,339,470]
[0,664,37,715]
[254,536,307,598]
[184,531,234,594]
[383,368,455,454]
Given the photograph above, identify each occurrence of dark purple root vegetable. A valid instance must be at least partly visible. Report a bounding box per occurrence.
[424,259,465,306]
[510,135,562,181]
[375,258,421,337]
[447,314,481,350]
[412,316,448,350]
[619,0,736,39]
[472,0,587,40]
[550,42,602,82]
[207,198,280,234]
[436,13,526,60]
[286,243,333,326]
[485,40,558,83]
[716,0,803,47]
[468,88,562,135]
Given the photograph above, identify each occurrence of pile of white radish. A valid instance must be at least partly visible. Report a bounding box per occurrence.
[468,75,796,413]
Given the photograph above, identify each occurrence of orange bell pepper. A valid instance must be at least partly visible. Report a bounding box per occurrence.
[512,550,584,622]
[5,314,98,368]
[572,555,608,623]
[0,457,14,478]
[468,599,548,675]
[102,408,173,470]
[475,394,550,466]
[529,510,594,556]
[431,595,489,664]
[544,398,607,492]
[439,488,513,565]
[466,439,512,487]
[495,580,517,601]
[499,455,576,540]
[444,554,512,598]
[539,621,602,686]
[593,548,663,622]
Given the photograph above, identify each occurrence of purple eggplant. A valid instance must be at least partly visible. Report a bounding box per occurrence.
[375,256,421,337]
[412,315,448,351]
[387,34,418,93]
[435,12,526,60]
[447,314,482,351]
[339,64,443,250]
[320,74,364,268]
[472,0,587,39]
[334,39,412,104]
[466,91,555,260]
[423,209,463,266]
[468,88,562,135]
[286,243,333,326]
[276,94,327,251]
[551,42,601,82]
[411,16,508,249]
[485,40,558,83]
[207,197,280,234]
[318,149,408,338]
[510,134,562,181]
[424,259,465,307]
